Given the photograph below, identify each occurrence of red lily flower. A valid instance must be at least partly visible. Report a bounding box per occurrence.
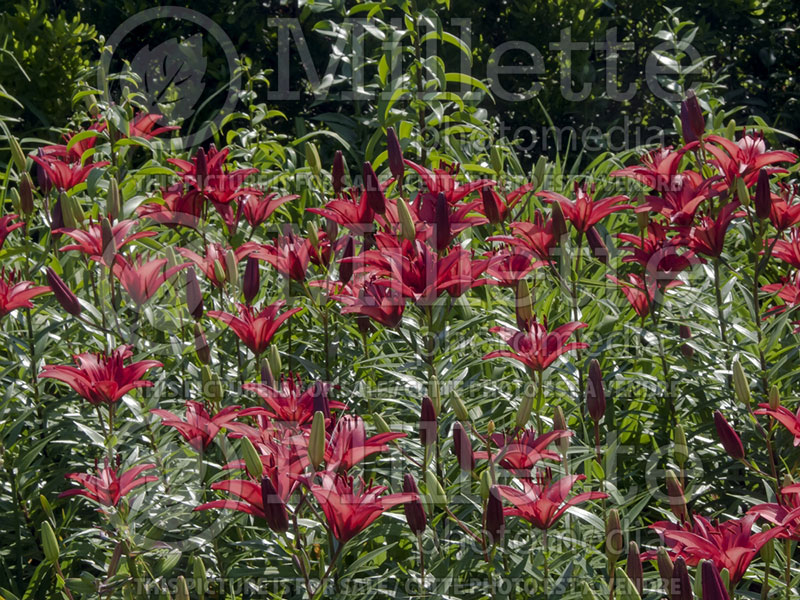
[30,152,109,192]
[208,301,301,355]
[334,278,405,327]
[483,315,587,372]
[485,248,541,286]
[39,345,162,405]
[637,170,719,226]
[112,254,189,306]
[125,113,179,139]
[681,201,741,258]
[479,183,536,224]
[607,273,682,319]
[616,223,694,286]
[137,184,204,229]
[240,375,344,427]
[151,400,240,451]
[0,214,24,250]
[177,242,259,288]
[0,269,49,317]
[660,513,782,584]
[60,459,157,507]
[754,402,800,446]
[703,132,797,187]
[41,122,105,164]
[611,146,688,192]
[242,192,298,227]
[168,146,258,203]
[770,228,800,268]
[324,415,406,472]
[749,484,800,540]
[474,429,569,473]
[299,471,417,542]
[492,212,559,261]
[404,158,494,206]
[57,219,156,266]
[496,470,607,529]
[251,231,311,282]
[538,183,630,233]
[761,271,800,331]
[769,183,800,231]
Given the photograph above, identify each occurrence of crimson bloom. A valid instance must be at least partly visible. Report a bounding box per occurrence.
[611,146,687,193]
[538,183,630,234]
[177,242,259,288]
[168,146,258,204]
[769,183,800,231]
[493,211,559,261]
[0,269,49,317]
[335,278,405,328]
[660,513,782,584]
[616,223,694,286]
[324,415,406,471]
[136,184,204,229]
[151,400,240,451]
[496,470,608,530]
[57,219,156,266]
[30,152,109,191]
[638,170,719,226]
[112,254,189,305]
[749,483,800,540]
[479,183,536,224]
[208,301,301,355]
[761,271,800,331]
[770,227,800,268]
[241,375,344,427]
[754,402,800,446]
[704,132,797,187]
[485,248,540,286]
[607,273,682,319]
[242,192,298,227]
[483,315,587,372]
[125,113,179,139]
[0,214,24,251]
[39,344,162,405]
[60,459,158,507]
[404,158,494,206]
[682,201,741,258]
[299,471,417,542]
[252,231,311,282]
[474,428,570,473]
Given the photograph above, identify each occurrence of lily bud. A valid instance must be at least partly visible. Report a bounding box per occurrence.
[636,209,649,232]
[176,576,190,600]
[586,226,609,264]
[626,542,643,597]
[312,383,330,418]
[194,323,210,364]
[309,411,326,469]
[420,396,437,447]
[60,192,78,228]
[550,201,567,238]
[736,177,750,207]
[19,172,34,216]
[101,217,116,265]
[674,424,689,468]
[553,406,570,454]
[268,345,281,378]
[185,267,203,319]
[193,556,207,600]
[260,358,274,387]
[386,127,404,184]
[605,509,623,567]
[670,556,692,600]
[9,135,26,173]
[713,411,745,460]
[679,325,694,359]
[481,187,504,225]
[680,89,705,143]
[665,470,688,522]
[701,560,730,600]
[450,391,470,422]
[760,525,774,563]
[41,521,59,563]
[533,155,547,189]
[397,197,416,243]
[452,422,474,471]
[487,420,495,436]
[731,359,751,409]
[755,169,771,220]
[241,436,264,478]
[427,375,441,415]
[224,250,239,289]
[46,267,81,316]
[107,178,121,221]
[260,476,289,533]
[485,485,505,544]
[515,385,535,430]
[339,235,354,285]
[515,279,533,330]
[425,470,447,507]
[615,567,641,600]
[372,412,391,434]
[586,359,606,422]
[243,256,259,304]
[479,470,491,501]
[362,162,386,214]
[36,149,52,195]
[332,150,346,196]
[305,142,321,177]
[434,191,451,251]
[656,547,674,589]
[402,474,426,534]
[769,385,780,411]
[195,147,208,190]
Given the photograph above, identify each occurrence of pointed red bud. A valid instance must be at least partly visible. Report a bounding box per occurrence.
[713,411,745,460]
[260,476,289,533]
[36,149,52,195]
[665,470,688,522]
[586,359,606,422]
[402,474,426,535]
[339,235,355,285]
[626,541,643,598]
[243,256,260,305]
[362,162,386,214]
[420,396,437,446]
[586,227,608,264]
[185,267,204,320]
[755,169,771,220]
[680,89,705,143]
[452,421,474,471]
[332,150,346,197]
[195,147,208,190]
[485,485,505,544]
[19,172,34,216]
[550,201,567,238]
[434,192,451,251]
[45,267,81,316]
[194,323,210,364]
[386,127,404,183]
[670,556,693,600]
[480,187,505,224]
[701,560,730,600]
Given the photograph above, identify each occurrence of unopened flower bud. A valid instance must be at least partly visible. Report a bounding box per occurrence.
[606,509,623,567]
[626,542,643,597]
[665,470,688,522]
[41,521,59,563]
[9,135,26,173]
[175,576,190,600]
[194,323,210,364]
[533,156,547,189]
[515,385,535,430]
[450,391,470,422]
[305,142,321,177]
[241,436,264,478]
[680,89,705,143]
[550,201,567,238]
[420,396,437,447]
[656,547,673,589]
[515,279,533,330]
[701,560,729,600]
[553,406,570,454]
[587,359,606,422]
[101,217,115,265]
[372,412,391,434]
[713,411,745,460]
[755,169,771,220]
[19,172,34,216]
[386,127,404,184]
[338,235,354,285]
[452,422,474,471]
[481,187,504,224]
[243,256,259,304]
[425,470,447,507]
[260,358,274,387]
[403,474,426,534]
[268,345,281,378]
[736,177,750,207]
[332,151,346,197]
[479,470,491,500]
[769,385,780,411]
[732,359,751,409]
[224,250,238,289]
[309,411,326,469]
[260,476,289,533]
[45,267,81,316]
[671,556,692,600]
[397,197,416,242]
[195,147,208,190]
[586,226,609,264]
[362,162,386,214]
[485,485,505,544]
[674,424,689,468]
[107,178,121,221]
[185,267,203,319]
